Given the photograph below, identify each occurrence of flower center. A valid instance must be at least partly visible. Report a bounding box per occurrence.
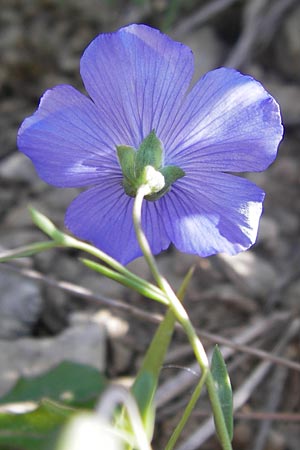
[116,130,185,201]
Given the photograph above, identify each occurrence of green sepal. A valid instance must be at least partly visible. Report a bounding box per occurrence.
[146,164,185,201]
[116,145,136,183]
[135,130,163,177]
[211,345,233,442]
[161,165,185,186]
[116,131,185,200]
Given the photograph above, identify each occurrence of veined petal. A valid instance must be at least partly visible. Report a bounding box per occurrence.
[161,173,265,256]
[65,179,170,264]
[18,85,121,187]
[166,68,283,173]
[80,24,193,149]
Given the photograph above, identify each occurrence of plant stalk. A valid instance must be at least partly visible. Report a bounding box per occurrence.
[133,186,232,450]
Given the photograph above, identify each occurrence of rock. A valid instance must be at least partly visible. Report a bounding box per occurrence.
[265,430,286,450]
[71,311,134,376]
[127,256,151,281]
[217,252,277,298]
[257,215,280,250]
[199,284,257,314]
[266,82,300,126]
[80,274,126,300]
[179,26,227,81]
[285,279,300,313]
[274,4,300,82]
[0,188,16,216]
[42,187,80,212]
[94,310,132,375]
[0,270,42,338]
[0,152,40,185]
[0,320,107,397]
[0,229,47,253]
[232,422,252,449]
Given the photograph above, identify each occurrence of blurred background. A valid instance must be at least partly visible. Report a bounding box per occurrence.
[0,1,299,449]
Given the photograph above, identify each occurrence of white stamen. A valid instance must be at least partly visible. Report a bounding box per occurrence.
[142,165,165,195]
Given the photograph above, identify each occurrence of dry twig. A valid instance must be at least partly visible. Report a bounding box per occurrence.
[253,365,289,450]
[1,263,299,374]
[176,319,300,450]
[174,0,244,37]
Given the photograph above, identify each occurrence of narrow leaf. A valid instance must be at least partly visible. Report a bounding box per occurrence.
[131,266,194,439]
[0,241,57,262]
[81,258,168,305]
[211,345,233,441]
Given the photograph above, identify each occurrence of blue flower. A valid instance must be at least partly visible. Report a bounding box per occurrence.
[18,24,283,264]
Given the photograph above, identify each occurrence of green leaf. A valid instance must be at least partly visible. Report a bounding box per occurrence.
[131,266,194,439]
[0,399,74,450]
[211,345,233,441]
[135,130,163,177]
[0,241,57,263]
[80,258,168,304]
[0,362,107,409]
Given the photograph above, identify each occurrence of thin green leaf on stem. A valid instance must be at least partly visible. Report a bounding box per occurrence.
[211,345,233,441]
[81,258,168,305]
[0,241,58,263]
[29,208,162,295]
[131,266,194,441]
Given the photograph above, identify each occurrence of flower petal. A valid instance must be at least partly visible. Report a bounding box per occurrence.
[80,24,193,149]
[18,85,121,187]
[166,68,283,173]
[65,178,170,264]
[161,173,264,256]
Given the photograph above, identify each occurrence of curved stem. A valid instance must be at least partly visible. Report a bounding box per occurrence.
[133,187,232,450]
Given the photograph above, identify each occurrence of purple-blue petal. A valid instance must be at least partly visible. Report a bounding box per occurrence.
[80,24,194,149]
[65,179,170,264]
[17,25,283,264]
[160,173,265,256]
[165,68,283,173]
[18,85,121,187]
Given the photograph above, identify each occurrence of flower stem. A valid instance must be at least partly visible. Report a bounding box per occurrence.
[133,186,232,450]
[165,372,207,450]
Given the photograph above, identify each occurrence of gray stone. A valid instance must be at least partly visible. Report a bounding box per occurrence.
[266,82,300,126]
[0,320,107,397]
[217,252,277,298]
[0,152,39,184]
[285,279,300,313]
[275,5,300,82]
[0,270,42,338]
[179,26,227,81]
[257,215,280,250]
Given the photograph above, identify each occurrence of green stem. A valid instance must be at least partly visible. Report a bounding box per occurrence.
[165,372,207,450]
[133,186,232,450]
[29,208,164,301]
